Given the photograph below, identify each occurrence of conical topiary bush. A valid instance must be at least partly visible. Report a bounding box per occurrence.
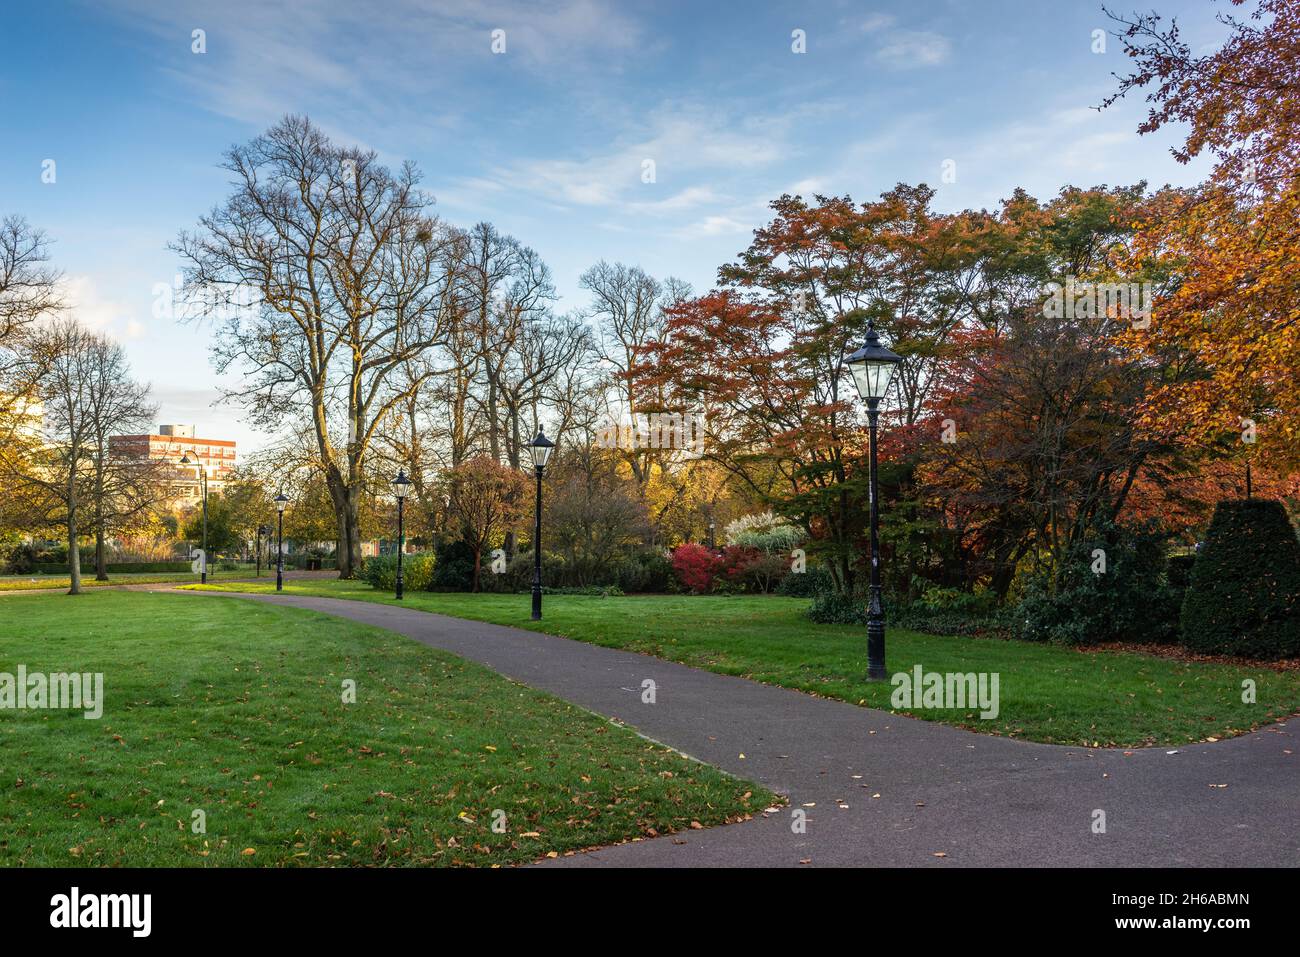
[1180,499,1300,659]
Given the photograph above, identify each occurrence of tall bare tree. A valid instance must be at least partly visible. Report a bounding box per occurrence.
[580,262,690,495]
[0,215,62,429]
[84,348,160,580]
[4,321,146,594]
[460,222,555,463]
[174,116,463,577]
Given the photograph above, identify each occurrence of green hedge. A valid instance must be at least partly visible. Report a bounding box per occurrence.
[31,561,193,575]
[1181,500,1300,659]
[1013,521,1180,646]
[363,553,436,592]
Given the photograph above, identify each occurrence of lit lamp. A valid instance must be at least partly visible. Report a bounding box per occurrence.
[525,429,555,620]
[179,453,208,584]
[392,469,411,600]
[274,492,289,592]
[845,322,903,680]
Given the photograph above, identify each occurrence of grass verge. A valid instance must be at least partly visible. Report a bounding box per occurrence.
[0,590,772,866]
[189,580,1300,748]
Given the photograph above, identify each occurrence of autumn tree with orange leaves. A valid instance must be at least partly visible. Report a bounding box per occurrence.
[1106,0,1300,476]
[636,187,993,593]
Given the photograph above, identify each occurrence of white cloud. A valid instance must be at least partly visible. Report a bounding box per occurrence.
[58,275,147,341]
[461,103,789,214]
[626,186,724,215]
[874,30,952,69]
[102,0,649,130]
[671,215,750,240]
[787,177,829,196]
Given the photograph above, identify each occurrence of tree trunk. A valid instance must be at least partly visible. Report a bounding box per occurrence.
[67,494,81,595]
[345,498,361,579]
[487,375,501,462]
[95,524,108,581]
[325,471,363,579]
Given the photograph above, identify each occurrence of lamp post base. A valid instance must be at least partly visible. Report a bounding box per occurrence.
[866,591,887,680]
[531,584,542,621]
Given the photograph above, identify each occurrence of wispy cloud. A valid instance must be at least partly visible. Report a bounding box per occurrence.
[874,30,952,68]
[100,0,650,130]
[458,103,790,215]
[60,275,147,342]
[670,215,750,240]
[851,12,952,68]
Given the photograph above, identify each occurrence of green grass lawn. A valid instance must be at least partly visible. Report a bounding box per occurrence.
[0,567,264,592]
[0,590,771,867]
[191,581,1300,748]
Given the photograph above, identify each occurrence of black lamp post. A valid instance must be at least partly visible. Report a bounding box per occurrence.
[180,453,208,584]
[392,469,411,600]
[274,492,288,592]
[708,521,716,551]
[845,321,903,680]
[525,428,555,620]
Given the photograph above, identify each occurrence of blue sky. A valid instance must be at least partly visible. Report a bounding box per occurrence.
[0,0,1221,455]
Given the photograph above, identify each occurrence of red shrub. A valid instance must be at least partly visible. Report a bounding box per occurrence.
[716,545,759,583]
[671,543,720,594]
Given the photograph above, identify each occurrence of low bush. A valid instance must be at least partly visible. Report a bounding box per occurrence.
[891,606,1012,639]
[671,543,720,594]
[777,565,834,598]
[615,549,675,593]
[807,590,866,625]
[430,539,476,591]
[1012,521,1180,646]
[30,560,193,575]
[724,512,805,553]
[541,584,625,596]
[503,549,568,593]
[743,551,791,593]
[363,552,436,592]
[1,541,41,574]
[1180,500,1300,659]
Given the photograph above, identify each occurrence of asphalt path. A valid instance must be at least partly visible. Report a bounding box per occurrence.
[180,589,1300,867]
